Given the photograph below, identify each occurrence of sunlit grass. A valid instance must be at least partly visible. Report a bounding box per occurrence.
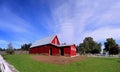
[3,54,120,72]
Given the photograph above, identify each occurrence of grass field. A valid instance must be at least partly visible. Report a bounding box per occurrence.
[3,54,120,72]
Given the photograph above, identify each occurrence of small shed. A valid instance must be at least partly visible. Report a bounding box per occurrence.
[29,35,76,57]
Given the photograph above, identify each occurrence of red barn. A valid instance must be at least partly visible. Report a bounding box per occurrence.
[29,35,76,57]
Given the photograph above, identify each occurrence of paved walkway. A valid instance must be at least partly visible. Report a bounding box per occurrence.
[0,55,19,72]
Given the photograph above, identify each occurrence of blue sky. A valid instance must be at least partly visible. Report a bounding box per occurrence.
[0,0,120,48]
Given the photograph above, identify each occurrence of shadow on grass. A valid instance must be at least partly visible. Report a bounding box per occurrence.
[1,54,7,60]
[117,60,120,63]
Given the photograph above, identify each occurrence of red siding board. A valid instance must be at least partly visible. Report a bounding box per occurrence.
[70,45,76,56]
[29,44,60,55]
[51,47,60,56]
[29,44,76,56]
[51,35,60,45]
[29,36,76,57]
[64,47,70,56]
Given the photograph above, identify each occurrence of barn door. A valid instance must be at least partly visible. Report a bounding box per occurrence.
[50,48,52,55]
[60,48,64,55]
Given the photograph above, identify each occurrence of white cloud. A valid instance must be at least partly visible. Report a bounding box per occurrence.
[52,0,96,43]
[1,0,120,48]
[51,0,120,44]
[83,27,120,41]
[0,40,8,45]
[0,6,36,34]
[92,1,120,27]
[58,22,74,43]
[0,40,8,48]
[0,5,42,48]
[1,6,41,32]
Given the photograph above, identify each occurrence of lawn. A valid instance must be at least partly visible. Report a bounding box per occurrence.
[3,54,120,72]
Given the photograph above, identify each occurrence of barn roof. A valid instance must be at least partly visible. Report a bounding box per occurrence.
[59,44,74,47]
[31,35,56,48]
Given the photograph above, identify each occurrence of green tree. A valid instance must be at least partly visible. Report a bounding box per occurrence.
[78,37,101,54]
[91,43,101,54]
[21,43,31,51]
[6,43,14,54]
[77,43,85,54]
[0,47,3,51]
[104,38,119,55]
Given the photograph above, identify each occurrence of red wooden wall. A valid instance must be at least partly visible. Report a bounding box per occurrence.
[29,35,76,57]
[51,35,60,45]
[63,46,70,56]
[63,44,76,57]
[70,44,76,56]
[29,44,60,55]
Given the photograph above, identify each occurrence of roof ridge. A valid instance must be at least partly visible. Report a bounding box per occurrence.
[31,35,57,48]
[50,35,57,43]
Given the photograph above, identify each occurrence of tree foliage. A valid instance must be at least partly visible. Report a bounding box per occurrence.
[6,43,14,54]
[77,37,101,54]
[104,38,119,55]
[0,47,5,51]
[21,43,31,51]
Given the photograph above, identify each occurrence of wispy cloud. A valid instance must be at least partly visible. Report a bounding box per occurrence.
[0,0,120,48]
[0,6,32,33]
[0,40,8,48]
[0,40,8,45]
[83,27,120,41]
[0,5,41,48]
[50,0,120,44]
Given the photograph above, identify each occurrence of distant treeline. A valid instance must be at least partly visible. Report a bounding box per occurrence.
[0,43,31,54]
[77,37,120,55]
[0,37,120,55]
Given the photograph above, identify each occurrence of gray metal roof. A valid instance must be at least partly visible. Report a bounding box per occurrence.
[31,35,55,48]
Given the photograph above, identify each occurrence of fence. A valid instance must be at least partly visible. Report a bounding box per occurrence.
[0,51,7,55]
[0,51,29,55]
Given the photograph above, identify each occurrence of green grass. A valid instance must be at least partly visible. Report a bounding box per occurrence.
[3,54,120,72]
